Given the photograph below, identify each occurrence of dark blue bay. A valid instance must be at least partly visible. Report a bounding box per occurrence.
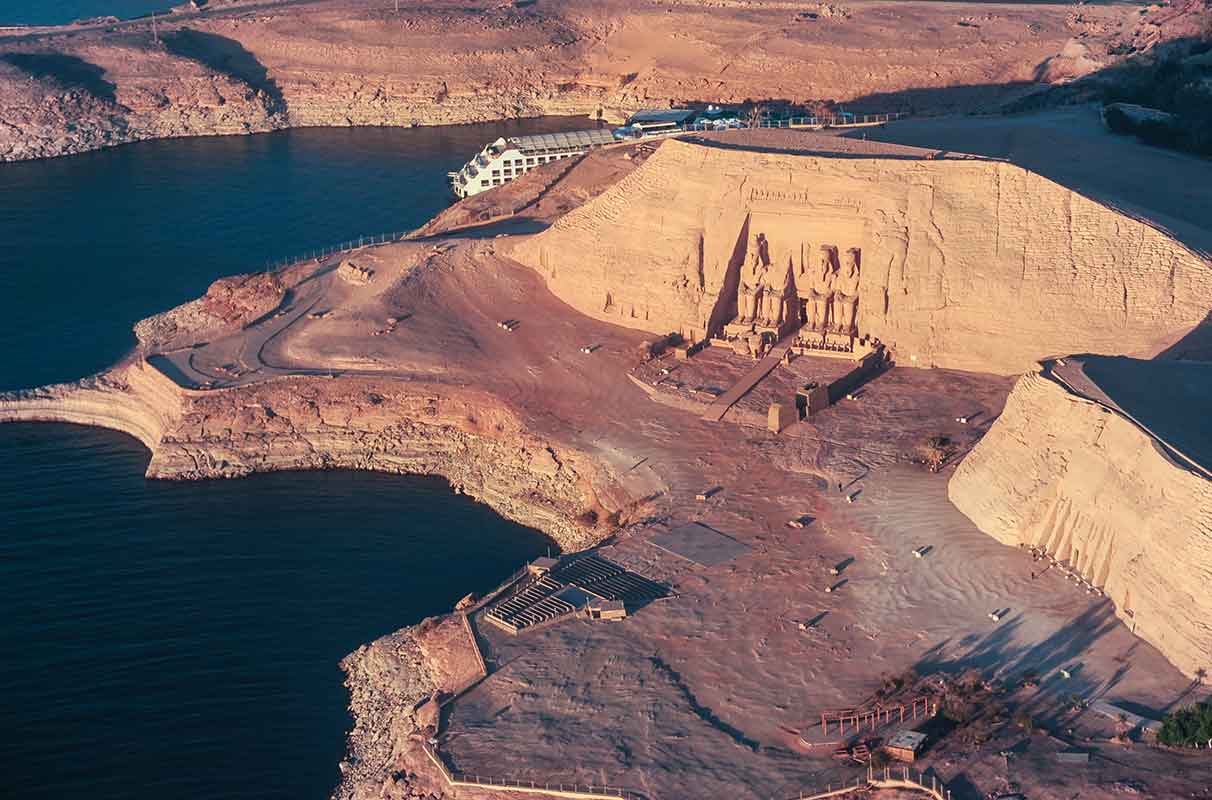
[0,2,188,26]
[0,119,586,799]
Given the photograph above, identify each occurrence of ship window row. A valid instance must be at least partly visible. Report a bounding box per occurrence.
[485,153,574,173]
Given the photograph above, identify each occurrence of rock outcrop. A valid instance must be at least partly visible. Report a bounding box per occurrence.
[135,271,286,349]
[511,135,1212,374]
[948,370,1212,678]
[0,359,624,551]
[0,359,184,449]
[0,40,285,161]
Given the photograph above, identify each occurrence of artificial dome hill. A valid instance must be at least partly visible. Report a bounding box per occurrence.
[510,130,1211,374]
[3,112,1212,799]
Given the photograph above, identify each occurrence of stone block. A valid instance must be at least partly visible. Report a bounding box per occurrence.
[768,401,795,433]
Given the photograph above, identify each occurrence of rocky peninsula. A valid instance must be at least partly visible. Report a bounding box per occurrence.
[3,104,1212,799]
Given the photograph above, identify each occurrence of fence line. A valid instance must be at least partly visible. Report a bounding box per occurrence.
[421,741,639,800]
[750,112,906,129]
[422,737,951,800]
[263,230,411,272]
[788,765,951,800]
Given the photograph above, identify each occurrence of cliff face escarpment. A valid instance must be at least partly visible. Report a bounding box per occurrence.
[0,360,184,449]
[948,371,1212,678]
[511,135,1212,374]
[0,0,1153,161]
[0,40,286,161]
[0,359,628,551]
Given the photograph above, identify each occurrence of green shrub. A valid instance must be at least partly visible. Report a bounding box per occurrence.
[1159,701,1212,747]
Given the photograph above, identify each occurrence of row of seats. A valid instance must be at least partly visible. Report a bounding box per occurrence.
[485,556,670,633]
[556,555,670,604]
[485,576,575,631]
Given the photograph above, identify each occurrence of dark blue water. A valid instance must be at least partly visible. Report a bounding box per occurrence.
[0,120,587,799]
[0,120,588,391]
[0,1,173,25]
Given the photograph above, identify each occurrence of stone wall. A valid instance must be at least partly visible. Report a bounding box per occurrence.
[510,138,1212,374]
[948,371,1212,678]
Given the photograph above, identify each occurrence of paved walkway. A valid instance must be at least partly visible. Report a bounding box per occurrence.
[701,340,791,422]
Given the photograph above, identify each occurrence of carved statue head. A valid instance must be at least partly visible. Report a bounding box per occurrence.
[817,245,836,274]
[844,247,861,275]
[748,232,772,270]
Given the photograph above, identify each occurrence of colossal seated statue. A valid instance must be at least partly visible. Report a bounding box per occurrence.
[736,231,770,325]
[803,245,837,331]
[759,245,794,328]
[833,247,861,334]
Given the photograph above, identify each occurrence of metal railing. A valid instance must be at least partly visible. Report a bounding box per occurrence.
[750,112,906,128]
[421,741,643,799]
[263,230,410,271]
[788,765,951,800]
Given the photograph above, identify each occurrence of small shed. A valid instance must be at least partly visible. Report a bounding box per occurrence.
[528,556,559,576]
[587,599,628,621]
[884,730,928,763]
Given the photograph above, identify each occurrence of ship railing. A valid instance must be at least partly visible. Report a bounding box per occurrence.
[750,112,906,128]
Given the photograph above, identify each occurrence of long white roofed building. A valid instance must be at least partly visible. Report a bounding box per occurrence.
[448,128,617,198]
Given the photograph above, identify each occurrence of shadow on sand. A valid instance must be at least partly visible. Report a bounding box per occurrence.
[163,29,287,115]
[914,604,1134,727]
[1,52,117,103]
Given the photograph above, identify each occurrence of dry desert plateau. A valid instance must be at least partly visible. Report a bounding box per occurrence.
[3,1,1212,799]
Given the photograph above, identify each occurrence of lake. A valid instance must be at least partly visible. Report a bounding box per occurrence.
[0,118,589,799]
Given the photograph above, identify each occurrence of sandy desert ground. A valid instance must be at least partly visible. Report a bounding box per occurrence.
[2,110,1210,800]
[1,0,1211,791]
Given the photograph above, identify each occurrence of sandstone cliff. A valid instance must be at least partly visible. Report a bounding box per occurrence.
[0,358,627,551]
[510,135,1212,374]
[0,0,1149,161]
[948,370,1212,679]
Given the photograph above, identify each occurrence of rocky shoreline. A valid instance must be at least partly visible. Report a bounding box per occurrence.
[0,348,650,800]
[0,358,632,551]
[0,0,1164,162]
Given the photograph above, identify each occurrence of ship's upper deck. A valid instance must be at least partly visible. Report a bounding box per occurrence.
[505,129,616,156]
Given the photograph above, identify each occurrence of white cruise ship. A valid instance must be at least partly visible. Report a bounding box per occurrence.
[448,128,618,198]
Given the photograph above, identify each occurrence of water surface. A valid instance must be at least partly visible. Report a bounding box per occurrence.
[0,119,586,799]
[1,1,176,25]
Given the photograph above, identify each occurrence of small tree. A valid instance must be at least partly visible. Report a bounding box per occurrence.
[917,435,955,473]
[1159,701,1212,747]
